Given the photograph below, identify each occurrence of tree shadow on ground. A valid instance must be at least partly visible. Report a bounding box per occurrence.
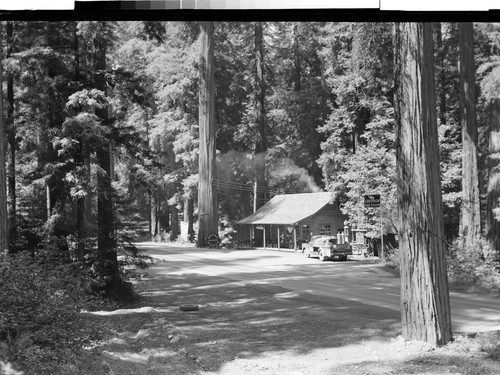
[82,245,500,375]
[333,352,500,375]
[86,264,404,374]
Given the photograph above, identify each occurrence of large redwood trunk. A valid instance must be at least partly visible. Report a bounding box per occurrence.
[459,22,481,245]
[434,22,447,126]
[150,190,158,238]
[254,22,267,246]
[184,197,195,241]
[197,21,218,247]
[486,100,500,251]
[170,204,179,241]
[6,21,16,242]
[394,22,452,346]
[0,22,8,252]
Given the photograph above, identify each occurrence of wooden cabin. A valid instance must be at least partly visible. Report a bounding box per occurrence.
[235,192,349,250]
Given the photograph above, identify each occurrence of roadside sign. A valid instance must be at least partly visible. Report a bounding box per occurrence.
[364,194,381,208]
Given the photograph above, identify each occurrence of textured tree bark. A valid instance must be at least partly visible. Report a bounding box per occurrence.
[394,22,452,346]
[6,21,16,242]
[184,197,194,241]
[0,22,9,252]
[187,198,194,241]
[486,100,500,251]
[150,190,158,238]
[76,195,85,261]
[254,22,267,246]
[459,22,481,245]
[159,210,169,237]
[46,180,51,220]
[84,148,92,232]
[197,21,218,247]
[435,22,447,126]
[170,204,179,241]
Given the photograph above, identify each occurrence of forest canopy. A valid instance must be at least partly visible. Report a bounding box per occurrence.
[1,20,500,275]
[1,20,500,370]
[0,19,499,282]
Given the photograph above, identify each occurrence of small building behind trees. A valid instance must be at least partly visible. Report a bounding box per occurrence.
[236,192,348,250]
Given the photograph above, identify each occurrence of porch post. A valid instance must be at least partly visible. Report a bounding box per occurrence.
[250,225,254,247]
[278,226,281,250]
[263,225,267,248]
[237,225,239,248]
[293,225,297,251]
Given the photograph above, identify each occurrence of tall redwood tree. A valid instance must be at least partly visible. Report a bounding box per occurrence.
[486,100,500,251]
[0,22,8,252]
[253,21,267,245]
[197,21,218,247]
[459,22,481,245]
[6,21,16,242]
[394,22,452,346]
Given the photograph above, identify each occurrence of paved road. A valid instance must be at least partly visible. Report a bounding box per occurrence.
[136,242,500,334]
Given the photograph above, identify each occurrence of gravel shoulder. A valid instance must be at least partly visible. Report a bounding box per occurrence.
[79,248,500,375]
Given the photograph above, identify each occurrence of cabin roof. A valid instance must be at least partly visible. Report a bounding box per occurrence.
[235,192,334,225]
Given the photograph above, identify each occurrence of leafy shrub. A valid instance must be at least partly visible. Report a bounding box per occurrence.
[472,264,500,295]
[384,237,500,295]
[219,225,237,249]
[8,216,44,254]
[0,361,23,375]
[116,237,152,285]
[0,245,109,374]
[449,331,500,360]
[478,332,500,360]
[447,237,500,295]
[383,247,400,275]
[152,230,170,242]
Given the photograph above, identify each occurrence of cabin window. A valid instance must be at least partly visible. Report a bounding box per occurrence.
[320,224,331,236]
[301,225,309,239]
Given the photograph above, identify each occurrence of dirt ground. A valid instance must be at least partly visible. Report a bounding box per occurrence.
[78,256,500,375]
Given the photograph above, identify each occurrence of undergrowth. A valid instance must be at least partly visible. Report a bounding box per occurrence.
[0,232,150,374]
[447,237,500,295]
[383,236,500,295]
[449,331,500,360]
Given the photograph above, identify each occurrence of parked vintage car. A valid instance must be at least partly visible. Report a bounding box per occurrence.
[301,235,352,261]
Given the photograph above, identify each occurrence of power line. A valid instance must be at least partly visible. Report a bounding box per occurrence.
[212,179,277,192]
[212,178,314,195]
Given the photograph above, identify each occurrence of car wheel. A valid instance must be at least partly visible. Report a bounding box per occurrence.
[319,251,327,262]
[340,255,347,261]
